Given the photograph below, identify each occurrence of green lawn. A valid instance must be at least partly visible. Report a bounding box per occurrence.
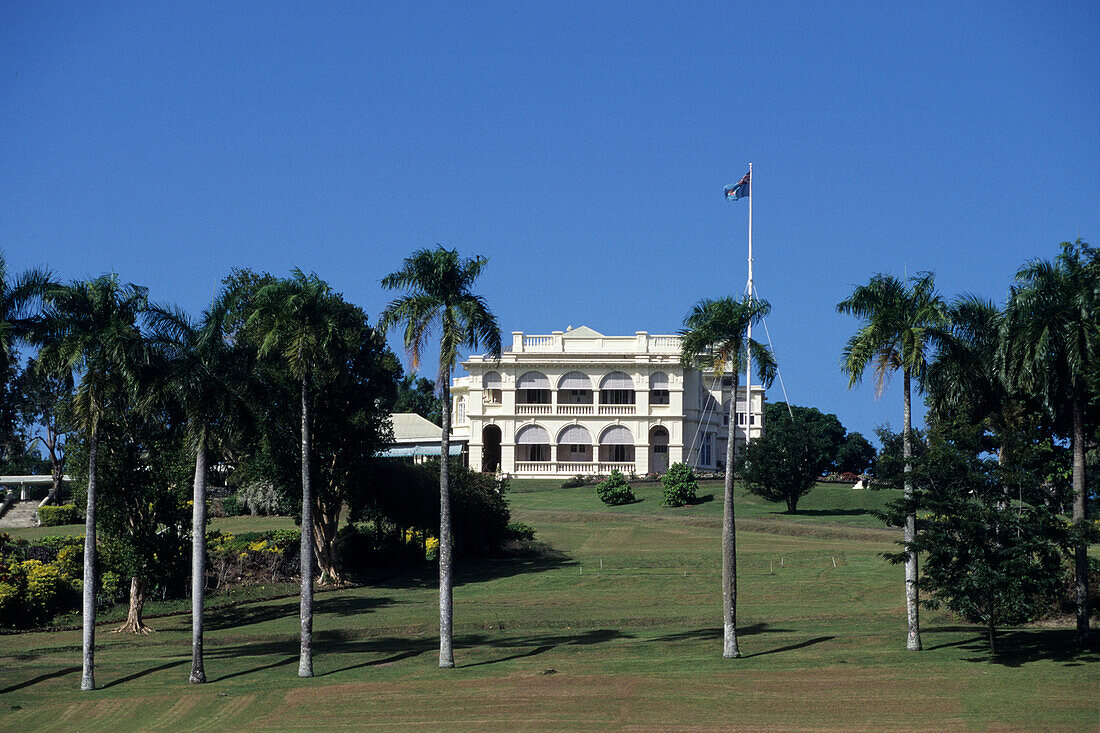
[1,482,1096,731]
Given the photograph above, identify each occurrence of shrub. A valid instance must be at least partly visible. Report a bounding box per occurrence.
[506,521,537,542]
[21,560,67,624]
[221,494,246,517]
[662,463,698,507]
[37,504,82,527]
[561,475,593,489]
[239,480,288,516]
[595,470,636,506]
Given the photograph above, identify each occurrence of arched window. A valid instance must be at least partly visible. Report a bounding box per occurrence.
[456,396,466,424]
[599,371,635,405]
[482,371,502,404]
[556,424,593,463]
[557,371,593,405]
[649,372,670,405]
[516,371,551,404]
[515,424,551,462]
[598,425,635,464]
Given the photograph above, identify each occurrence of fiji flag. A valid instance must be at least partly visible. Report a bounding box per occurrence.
[724,171,751,202]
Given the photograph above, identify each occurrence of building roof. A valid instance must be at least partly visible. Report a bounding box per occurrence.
[563,325,604,338]
[390,412,445,443]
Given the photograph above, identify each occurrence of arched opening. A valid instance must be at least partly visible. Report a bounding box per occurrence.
[516,371,551,405]
[557,371,593,409]
[482,371,502,405]
[481,424,502,472]
[556,424,593,464]
[649,426,670,474]
[599,425,635,465]
[599,372,635,406]
[455,396,466,424]
[649,372,670,405]
[515,424,551,463]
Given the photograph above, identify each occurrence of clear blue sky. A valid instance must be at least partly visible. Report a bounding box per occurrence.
[3,2,1097,444]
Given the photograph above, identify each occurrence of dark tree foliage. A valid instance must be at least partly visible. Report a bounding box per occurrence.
[835,431,876,474]
[737,406,835,513]
[393,374,442,426]
[13,357,73,498]
[879,436,1071,654]
[872,424,926,486]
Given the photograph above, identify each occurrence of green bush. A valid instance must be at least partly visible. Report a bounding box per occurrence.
[561,475,593,489]
[506,521,536,542]
[37,504,82,527]
[595,470,636,506]
[661,463,698,507]
[221,494,246,517]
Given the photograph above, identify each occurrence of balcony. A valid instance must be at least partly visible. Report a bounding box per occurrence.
[513,461,635,475]
[598,404,635,415]
[557,404,594,415]
[516,404,552,415]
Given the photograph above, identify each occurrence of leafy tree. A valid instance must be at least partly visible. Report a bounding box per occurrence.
[35,275,148,690]
[246,269,350,678]
[872,425,927,485]
[661,463,698,507]
[379,246,502,669]
[838,271,947,651]
[881,435,1069,655]
[737,407,834,513]
[394,373,442,426]
[680,294,776,659]
[999,239,1099,644]
[13,357,73,505]
[835,431,876,475]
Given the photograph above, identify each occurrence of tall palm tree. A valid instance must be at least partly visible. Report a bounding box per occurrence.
[837,272,947,651]
[246,269,346,678]
[680,295,776,659]
[379,246,501,669]
[147,298,249,683]
[35,275,148,690]
[999,239,1098,644]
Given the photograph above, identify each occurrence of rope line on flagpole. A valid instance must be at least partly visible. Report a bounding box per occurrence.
[752,284,793,418]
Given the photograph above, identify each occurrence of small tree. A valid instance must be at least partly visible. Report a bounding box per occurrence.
[662,463,698,507]
[835,431,876,475]
[737,409,833,513]
[882,436,1070,655]
[595,469,635,506]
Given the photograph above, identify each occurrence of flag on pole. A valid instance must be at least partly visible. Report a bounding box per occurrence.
[724,171,751,201]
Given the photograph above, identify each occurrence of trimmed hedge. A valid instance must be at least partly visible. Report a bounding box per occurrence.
[36,505,82,527]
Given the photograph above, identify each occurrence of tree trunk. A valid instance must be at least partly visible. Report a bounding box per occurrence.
[190,440,208,683]
[722,371,741,659]
[902,369,922,651]
[1071,390,1090,645]
[987,614,997,656]
[299,375,314,677]
[439,369,455,668]
[81,422,98,691]
[115,576,152,634]
[312,489,345,586]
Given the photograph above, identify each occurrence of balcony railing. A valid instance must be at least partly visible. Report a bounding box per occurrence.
[557,404,593,415]
[516,404,552,415]
[598,404,636,415]
[513,461,636,475]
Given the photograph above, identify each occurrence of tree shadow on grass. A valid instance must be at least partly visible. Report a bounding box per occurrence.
[372,550,575,592]
[957,628,1100,667]
[458,628,631,668]
[772,508,873,519]
[651,622,792,644]
[688,493,716,505]
[99,659,188,689]
[742,636,835,658]
[0,665,79,694]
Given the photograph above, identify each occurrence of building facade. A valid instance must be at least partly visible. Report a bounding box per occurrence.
[450,326,764,478]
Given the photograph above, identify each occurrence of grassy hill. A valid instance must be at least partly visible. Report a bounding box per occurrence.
[1,481,1096,731]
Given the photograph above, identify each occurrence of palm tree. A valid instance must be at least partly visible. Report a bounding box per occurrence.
[999,239,1098,644]
[837,272,947,651]
[680,295,776,659]
[246,269,347,678]
[0,253,54,466]
[35,275,148,690]
[379,246,501,669]
[147,298,249,683]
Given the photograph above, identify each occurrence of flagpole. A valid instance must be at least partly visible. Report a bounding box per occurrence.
[744,163,753,440]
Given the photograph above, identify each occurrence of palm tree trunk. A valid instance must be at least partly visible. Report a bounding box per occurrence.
[903,369,922,651]
[1071,390,1089,644]
[190,439,207,683]
[438,369,455,668]
[299,375,314,677]
[722,371,740,659]
[81,421,98,691]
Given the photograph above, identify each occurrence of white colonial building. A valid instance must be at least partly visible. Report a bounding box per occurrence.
[449,326,764,479]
